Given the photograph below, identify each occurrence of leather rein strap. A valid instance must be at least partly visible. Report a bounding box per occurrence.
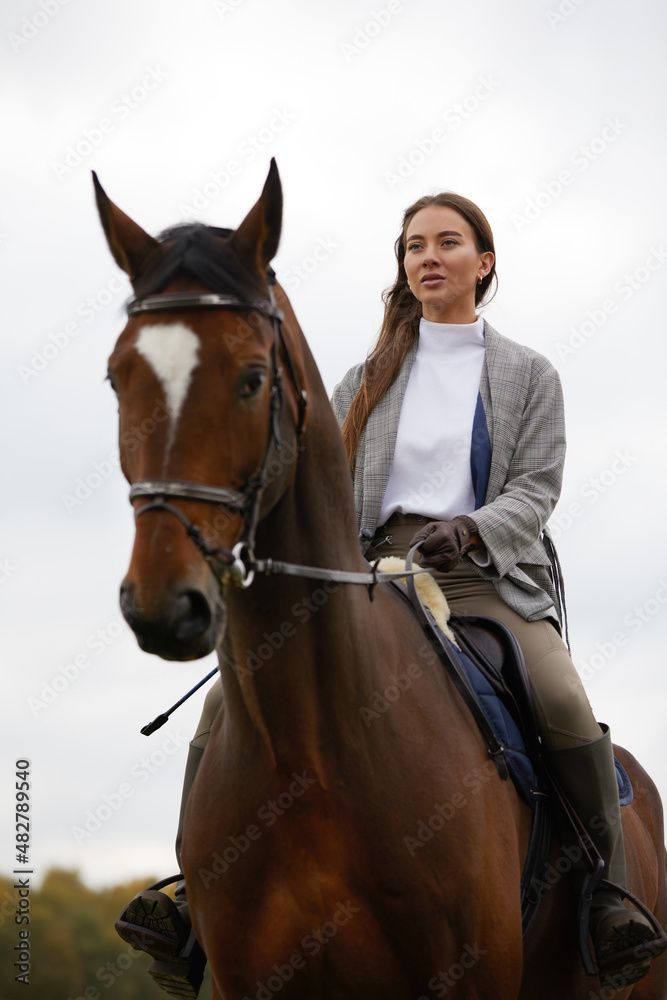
[125,284,428,594]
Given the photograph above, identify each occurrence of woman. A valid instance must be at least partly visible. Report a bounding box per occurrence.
[330,191,663,988]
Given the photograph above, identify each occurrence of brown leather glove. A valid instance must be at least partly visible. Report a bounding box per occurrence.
[409,515,480,572]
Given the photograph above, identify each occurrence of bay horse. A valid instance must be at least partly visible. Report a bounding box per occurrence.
[95,160,667,1000]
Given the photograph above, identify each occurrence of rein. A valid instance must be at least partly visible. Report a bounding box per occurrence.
[127,284,427,594]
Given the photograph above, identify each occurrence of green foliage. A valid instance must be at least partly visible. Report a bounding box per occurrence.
[0,869,212,999]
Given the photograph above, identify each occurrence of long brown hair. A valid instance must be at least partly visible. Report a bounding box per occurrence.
[341,192,496,465]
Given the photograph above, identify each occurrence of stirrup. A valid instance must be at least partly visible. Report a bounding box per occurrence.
[147,925,206,1000]
[115,873,206,999]
[578,868,667,987]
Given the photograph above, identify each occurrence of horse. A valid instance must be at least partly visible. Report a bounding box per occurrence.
[95,160,667,999]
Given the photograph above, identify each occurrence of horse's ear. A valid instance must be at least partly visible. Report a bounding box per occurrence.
[229,158,282,273]
[92,172,159,284]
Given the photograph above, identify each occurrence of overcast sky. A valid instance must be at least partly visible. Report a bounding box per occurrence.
[2,0,667,898]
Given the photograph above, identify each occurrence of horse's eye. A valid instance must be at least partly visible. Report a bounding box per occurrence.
[240,369,267,398]
[106,370,118,394]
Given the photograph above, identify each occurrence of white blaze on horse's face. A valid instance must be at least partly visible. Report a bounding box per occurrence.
[135,322,201,450]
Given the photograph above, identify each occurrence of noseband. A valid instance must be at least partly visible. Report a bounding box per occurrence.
[127,282,307,588]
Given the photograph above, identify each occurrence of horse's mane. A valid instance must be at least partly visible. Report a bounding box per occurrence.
[128,223,267,307]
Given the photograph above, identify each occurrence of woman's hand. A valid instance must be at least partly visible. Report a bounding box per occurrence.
[409,515,480,572]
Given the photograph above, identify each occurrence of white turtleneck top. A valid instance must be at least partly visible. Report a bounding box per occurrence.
[378,315,485,526]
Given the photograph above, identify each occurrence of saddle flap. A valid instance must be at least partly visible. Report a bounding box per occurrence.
[448,613,543,763]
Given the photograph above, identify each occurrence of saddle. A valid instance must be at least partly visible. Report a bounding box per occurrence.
[385,549,633,944]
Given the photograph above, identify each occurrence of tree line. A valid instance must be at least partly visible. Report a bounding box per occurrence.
[0,868,212,999]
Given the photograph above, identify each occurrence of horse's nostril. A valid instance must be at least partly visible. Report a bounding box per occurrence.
[173,590,213,642]
[120,583,139,626]
[119,581,217,657]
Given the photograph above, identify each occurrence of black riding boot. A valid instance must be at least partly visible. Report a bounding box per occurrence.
[115,743,206,999]
[546,726,667,989]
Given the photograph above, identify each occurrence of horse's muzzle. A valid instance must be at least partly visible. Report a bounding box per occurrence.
[120,580,222,660]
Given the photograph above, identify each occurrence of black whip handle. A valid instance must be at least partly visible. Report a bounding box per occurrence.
[140,666,219,736]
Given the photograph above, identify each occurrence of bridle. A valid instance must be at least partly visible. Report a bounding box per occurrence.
[128,278,307,587]
[126,279,427,595]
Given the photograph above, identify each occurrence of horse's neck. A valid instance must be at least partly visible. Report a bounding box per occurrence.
[221,384,384,771]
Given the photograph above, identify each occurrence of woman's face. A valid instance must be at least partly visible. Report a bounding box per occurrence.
[403,205,494,324]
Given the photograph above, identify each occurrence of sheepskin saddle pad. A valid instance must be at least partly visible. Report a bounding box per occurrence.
[377,556,457,644]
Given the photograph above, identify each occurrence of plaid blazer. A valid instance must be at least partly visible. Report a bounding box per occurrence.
[331,322,565,624]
